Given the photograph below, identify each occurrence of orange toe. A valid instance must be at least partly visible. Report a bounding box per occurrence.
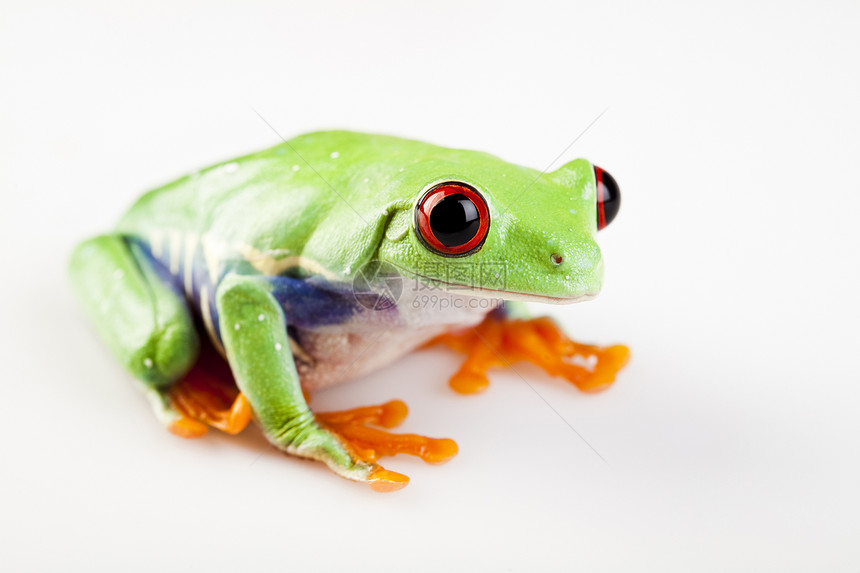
[367,467,410,492]
[318,400,459,469]
[420,438,459,464]
[574,344,631,392]
[169,376,252,436]
[317,400,408,430]
[449,370,490,394]
[168,415,209,439]
[211,393,252,434]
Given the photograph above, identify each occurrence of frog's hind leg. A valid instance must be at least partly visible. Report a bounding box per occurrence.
[69,234,203,435]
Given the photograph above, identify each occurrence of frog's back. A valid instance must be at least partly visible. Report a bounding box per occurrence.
[118,130,511,233]
[115,145,283,238]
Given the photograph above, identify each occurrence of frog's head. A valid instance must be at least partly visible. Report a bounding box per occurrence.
[377,152,621,304]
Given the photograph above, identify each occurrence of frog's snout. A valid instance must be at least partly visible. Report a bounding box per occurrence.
[594,166,620,230]
[546,226,604,300]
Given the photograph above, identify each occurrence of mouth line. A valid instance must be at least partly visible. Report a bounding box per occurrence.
[385,262,596,305]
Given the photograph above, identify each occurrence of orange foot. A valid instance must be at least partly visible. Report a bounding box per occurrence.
[166,347,252,439]
[317,400,459,492]
[431,313,630,394]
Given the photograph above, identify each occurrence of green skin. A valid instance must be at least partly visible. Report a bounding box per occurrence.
[69,131,605,484]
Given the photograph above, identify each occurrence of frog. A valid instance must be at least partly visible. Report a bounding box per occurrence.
[69,130,629,492]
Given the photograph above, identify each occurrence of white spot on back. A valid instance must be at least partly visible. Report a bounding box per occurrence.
[275,342,282,351]
[330,151,339,159]
[292,164,300,172]
[234,323,241,331]
[258,314,265,322]
[143,358,153,368]
[224,162,239,174]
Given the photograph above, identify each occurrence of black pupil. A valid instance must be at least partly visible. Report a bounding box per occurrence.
[429,193,480,247]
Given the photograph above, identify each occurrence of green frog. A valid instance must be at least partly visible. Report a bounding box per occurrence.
[69,130,628,491]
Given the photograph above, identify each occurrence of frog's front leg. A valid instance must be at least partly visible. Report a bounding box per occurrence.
[215,275,454,491]
[432,304,630,394]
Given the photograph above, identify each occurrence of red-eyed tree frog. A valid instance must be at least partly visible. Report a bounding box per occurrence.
[69,131,628,491]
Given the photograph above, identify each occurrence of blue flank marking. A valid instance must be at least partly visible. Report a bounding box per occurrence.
[266,275,359,328]
[129,237,361,347]
[128,237,185,296]
[130,237,224,343]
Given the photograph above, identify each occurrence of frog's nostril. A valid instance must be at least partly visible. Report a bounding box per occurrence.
[551,253,564,266]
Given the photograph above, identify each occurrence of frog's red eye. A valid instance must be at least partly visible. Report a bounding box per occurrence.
[594,166,621,230]
[415,182,490,257]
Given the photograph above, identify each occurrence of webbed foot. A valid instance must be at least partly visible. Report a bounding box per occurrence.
[316,400,458,492]
[168,373,252,438]
[165,343,252,438]
[431,313,630,393]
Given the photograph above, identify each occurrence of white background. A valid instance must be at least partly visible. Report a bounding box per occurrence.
[2,1,859,571]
